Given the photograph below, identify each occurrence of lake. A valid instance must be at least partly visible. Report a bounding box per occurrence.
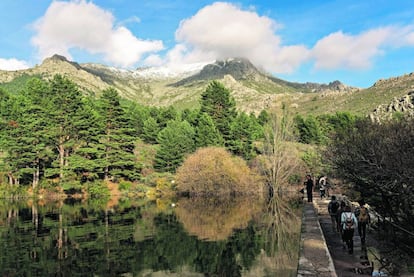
[0,196,302,276]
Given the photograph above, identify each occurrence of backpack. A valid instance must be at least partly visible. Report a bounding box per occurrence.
[358,206,369,223]
[344,213,355,230]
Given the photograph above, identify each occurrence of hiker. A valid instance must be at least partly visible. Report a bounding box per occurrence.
[337,200,347,246]
[319,176,327,199]
[304,174,313,202]
[341,205,358,254]
[328,195,340,231]
[354,200,371,244]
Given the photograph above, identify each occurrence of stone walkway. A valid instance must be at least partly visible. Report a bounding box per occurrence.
[297,192,376,277]
[297,197,337,277]
[313,195,373,277]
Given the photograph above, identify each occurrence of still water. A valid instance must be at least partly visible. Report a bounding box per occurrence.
[0,196,301,276]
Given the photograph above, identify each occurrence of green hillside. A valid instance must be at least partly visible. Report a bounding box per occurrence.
[1,55,413,117]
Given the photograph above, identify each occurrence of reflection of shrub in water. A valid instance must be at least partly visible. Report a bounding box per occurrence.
[175,197,263,241]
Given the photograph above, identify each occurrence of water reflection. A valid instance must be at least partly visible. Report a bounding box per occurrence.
[0,196,301,276]
[258,196,302,275]
[175,196,263,241]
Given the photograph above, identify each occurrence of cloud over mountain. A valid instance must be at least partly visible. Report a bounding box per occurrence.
[11,0,414,83]
[163,2,310,73]
[31,0,164,67]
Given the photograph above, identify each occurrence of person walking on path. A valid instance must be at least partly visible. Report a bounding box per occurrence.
[354,200,371,244]
[319,176,327,199]
[328,195,340,232]
[341,205,358,254]
[304,174,314,202]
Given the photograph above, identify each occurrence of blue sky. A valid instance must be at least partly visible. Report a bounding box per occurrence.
[1,0,414,88]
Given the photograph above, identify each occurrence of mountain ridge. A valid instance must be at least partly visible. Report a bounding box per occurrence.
[1,54,413,117]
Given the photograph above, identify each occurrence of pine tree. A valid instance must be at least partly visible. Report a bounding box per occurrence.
[154,120,195,172]
[98,88,139,181]
[1,79,54,188]
[200,81,237,145]
[142,117,160,144]
[66,97,103,181]
[46,75,85,180]
[228,113,256,159]
[194,112,223,148]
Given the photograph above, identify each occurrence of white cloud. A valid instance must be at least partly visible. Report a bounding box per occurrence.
[311,28,392,69]
[169,2,310,74]
[311,26,414,70]
[27,0,414,75]
[0,58,30,71]
[31,0,163,67]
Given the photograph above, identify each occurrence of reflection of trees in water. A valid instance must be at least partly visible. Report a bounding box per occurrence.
[175,196,264,241]
[258,196,302,274]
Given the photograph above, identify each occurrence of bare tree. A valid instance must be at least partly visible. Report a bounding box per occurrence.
[257,107,304,196]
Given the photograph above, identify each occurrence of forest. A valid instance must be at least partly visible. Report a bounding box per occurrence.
[0,74,413,243]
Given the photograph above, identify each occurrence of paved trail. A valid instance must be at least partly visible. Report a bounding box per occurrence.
[313,195,373,277]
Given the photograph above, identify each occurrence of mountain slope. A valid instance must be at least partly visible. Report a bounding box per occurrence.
[1,54,412,117]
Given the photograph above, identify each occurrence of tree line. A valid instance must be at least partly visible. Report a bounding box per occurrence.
[0,76,270,190]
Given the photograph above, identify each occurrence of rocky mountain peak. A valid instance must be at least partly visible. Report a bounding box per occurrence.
[41,54,82,70]
[171,57,263,86]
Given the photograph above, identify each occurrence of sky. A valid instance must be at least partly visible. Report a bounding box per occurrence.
[1,0,414,88]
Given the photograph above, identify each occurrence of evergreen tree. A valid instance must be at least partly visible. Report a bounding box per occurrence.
[228,113,256,159]
[294,115,324,144]
[155,120,195,172]
[66,97,103,181]
[181,108,199,126]
[124,102,150,137]
[1,79,54,187]
[156,106,178,129]
[46,75,85,180]
[195,112,223,148]
[142,117,160,144]
[200,81,237,145]
[98,88,139,181]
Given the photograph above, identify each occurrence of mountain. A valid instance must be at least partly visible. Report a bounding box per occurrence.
[1,54,413,117]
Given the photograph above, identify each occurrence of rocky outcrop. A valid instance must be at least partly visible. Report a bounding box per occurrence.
[370,91,414,122]
[302,80,359,94]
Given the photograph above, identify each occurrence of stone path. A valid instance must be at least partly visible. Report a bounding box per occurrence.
[297,192,377,277]
[297,197,337,277]
[313,195,373,277]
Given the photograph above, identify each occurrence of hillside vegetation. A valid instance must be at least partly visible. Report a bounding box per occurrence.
[1,54,414,119]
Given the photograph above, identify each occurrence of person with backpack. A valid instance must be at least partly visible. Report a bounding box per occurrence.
[341,205,358,254]
[328,195,340,231]
[355,200,370,244]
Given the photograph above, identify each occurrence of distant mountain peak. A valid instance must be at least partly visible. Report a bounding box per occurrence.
[48,54,69,62]
[41,54,82,70]
[171,57,263,86]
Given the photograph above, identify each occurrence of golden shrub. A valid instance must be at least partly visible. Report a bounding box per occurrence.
[176,147,263,196]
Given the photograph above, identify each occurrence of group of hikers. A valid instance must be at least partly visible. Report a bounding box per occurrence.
[328,195,371,254]
[303,174,371,255]
[303,174,331,203]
